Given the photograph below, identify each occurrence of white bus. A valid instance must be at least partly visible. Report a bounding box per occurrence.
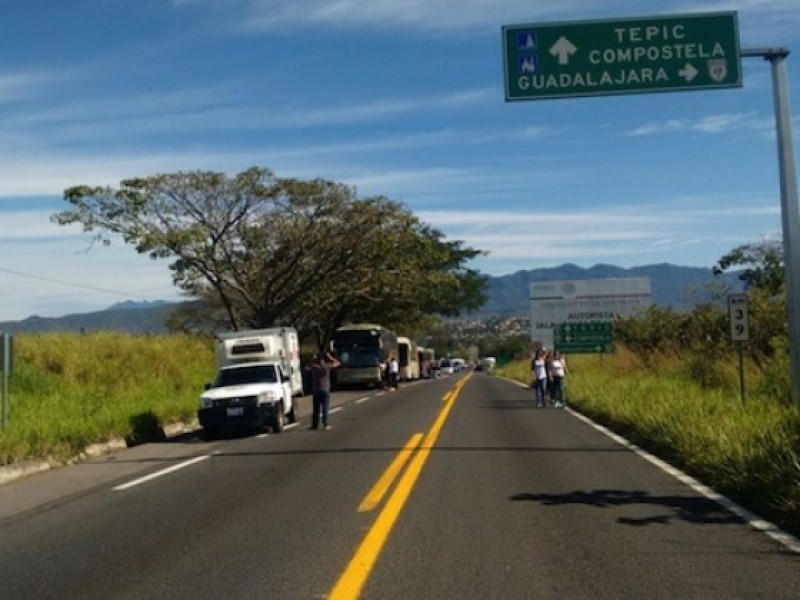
[397,337,420,381]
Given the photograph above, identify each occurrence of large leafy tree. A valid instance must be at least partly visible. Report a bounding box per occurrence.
[54,167,487,347]
[713,238,784,296]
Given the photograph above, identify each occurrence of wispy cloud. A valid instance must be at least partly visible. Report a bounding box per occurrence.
[188,0,591,34]
[626,112,774,137]
[0,70,56,102]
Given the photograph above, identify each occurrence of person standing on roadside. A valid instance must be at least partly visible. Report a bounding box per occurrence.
[544,349,555,406]
[531,348,548,408]
[309,352,341,430]
[549,350,568,408]
[387,352,400,391]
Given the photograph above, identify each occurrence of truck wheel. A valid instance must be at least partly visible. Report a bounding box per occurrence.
[202,427,219,441]
[270,403,285,434]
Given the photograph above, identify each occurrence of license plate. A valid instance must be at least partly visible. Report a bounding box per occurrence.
[226,407,244,417]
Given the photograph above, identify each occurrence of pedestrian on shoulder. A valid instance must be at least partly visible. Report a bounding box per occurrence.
[550,351,568,408]
[545,349,555,405]
[309,352,341,430]
[387,353,400,391]
[531,348,548,408]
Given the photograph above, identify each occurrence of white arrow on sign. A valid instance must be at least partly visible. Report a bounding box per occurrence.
[549,36,577,65]
[678,63,698,82]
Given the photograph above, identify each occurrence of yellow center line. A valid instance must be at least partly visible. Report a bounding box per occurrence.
[329,374,471,600]
[358,433,424,513]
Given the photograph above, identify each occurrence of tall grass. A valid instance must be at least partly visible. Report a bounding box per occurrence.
[496,346,800,536]
[0,332,214,465]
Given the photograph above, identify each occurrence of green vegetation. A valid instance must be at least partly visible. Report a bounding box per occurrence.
[496,346,800,537]
[54,166,487,351]
[0,332,214,465]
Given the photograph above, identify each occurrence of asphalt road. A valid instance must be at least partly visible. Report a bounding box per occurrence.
[1,372,798,599]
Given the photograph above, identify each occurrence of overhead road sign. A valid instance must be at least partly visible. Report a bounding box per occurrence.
[503,11,742,100]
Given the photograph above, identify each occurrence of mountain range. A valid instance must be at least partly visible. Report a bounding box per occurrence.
[0,264,743,334]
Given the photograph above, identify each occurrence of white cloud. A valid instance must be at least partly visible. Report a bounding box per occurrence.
[214,0,589,33]
[0,71,54,102]
[627,112,772,137]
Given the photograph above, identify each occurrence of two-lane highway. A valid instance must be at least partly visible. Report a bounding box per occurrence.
[1,373,798,599]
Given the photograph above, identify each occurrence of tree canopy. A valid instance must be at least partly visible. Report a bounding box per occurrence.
[54,167,487,348]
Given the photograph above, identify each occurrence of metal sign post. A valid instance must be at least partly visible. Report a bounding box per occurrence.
[739,47,800,407]
[729,294,750,405]
[1,333,11,429]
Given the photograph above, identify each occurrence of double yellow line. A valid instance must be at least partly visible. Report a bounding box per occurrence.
[329,375,471,599]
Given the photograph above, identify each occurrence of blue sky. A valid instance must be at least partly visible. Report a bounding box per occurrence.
[0,0,799,321]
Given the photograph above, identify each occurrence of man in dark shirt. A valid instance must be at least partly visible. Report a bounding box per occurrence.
[309,352,340,430]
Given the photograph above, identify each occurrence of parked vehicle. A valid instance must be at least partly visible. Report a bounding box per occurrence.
[331,323,397,388]
[216,327,303,396]
[397,336,420,381]
[439,358,454,375]
[197,328,301,438]
[451,358,466,372]
[479,356,497,371]
[420,347,436,378]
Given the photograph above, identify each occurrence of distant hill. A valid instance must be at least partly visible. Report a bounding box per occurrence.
[479,263,744,317]
[0,264,744,333]
[0,302,179,334]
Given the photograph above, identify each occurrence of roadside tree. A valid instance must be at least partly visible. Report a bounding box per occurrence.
[54,167,487,349]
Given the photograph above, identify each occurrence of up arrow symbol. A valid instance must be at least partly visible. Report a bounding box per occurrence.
[549,36,577,65]
[679,63,698,82]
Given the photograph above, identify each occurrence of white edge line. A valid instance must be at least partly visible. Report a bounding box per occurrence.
[505,377,800,554]
[567,408,800,554]
[330,407,344,414]
[355,397,370,404]
[112,455,210,491]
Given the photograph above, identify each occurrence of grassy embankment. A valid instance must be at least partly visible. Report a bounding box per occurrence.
[496,346,800,537]
[0,332,214,466]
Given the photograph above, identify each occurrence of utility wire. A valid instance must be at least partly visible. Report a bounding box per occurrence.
[0,266,158,299]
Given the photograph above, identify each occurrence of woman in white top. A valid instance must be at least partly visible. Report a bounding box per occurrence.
[549,351,568,408]
[531,349,548,407]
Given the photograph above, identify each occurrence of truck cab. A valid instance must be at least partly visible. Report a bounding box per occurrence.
[197,361,296,438]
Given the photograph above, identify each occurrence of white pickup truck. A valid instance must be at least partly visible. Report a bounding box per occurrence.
[197,360,297,438]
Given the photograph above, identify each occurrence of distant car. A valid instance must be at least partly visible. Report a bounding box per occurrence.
[439,358,454,375]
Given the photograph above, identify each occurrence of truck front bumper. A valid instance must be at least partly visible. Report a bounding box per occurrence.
[198,403,278,430]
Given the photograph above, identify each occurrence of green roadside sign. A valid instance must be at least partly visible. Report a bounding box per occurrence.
[554,322,614,354]
[503,12,741,100]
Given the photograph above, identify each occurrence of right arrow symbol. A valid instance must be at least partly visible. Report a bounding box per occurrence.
[678,63,698,82]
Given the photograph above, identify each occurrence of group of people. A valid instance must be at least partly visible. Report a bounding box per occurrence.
[530,348,568,408]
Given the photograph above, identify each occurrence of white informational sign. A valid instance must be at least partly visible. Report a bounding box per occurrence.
[530,278,652,347]
[728,293,750,342]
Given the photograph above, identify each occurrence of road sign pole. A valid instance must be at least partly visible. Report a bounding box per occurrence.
[771,51,800,409]
[738,342,746,406]
[2,333,9,429]
[742,48,800,407]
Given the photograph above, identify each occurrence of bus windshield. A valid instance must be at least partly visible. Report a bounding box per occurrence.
[333,329,383,368]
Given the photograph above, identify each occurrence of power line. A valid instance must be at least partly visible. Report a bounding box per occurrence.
[0,266,158,299]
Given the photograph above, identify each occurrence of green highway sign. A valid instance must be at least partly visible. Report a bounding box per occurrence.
[554,322,614,354]
[554,342,614,354]
[503,12,742,100]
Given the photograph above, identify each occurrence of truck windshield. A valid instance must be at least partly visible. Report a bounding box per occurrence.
[213,365,278,387]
